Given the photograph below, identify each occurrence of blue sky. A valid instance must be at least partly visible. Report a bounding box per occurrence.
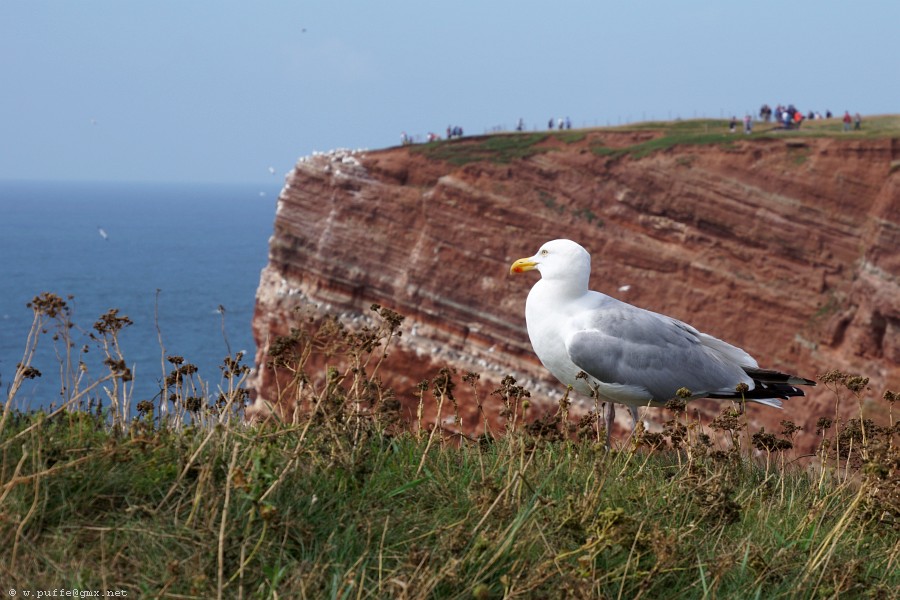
[2,0,898,184]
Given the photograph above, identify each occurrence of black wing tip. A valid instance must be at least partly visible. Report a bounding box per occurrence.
[743,367,816,388]
[707,368,814,402]
[708,384,806,401]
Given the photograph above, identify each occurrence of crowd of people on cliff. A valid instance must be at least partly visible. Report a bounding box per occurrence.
[546,116,573,130]
[446,125,464,139]
[400,125,465,145]
[400,104,865,147]
[729,104,862,133]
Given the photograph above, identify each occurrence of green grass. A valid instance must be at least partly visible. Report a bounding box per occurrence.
[411,133,552,166]
[608,115,900,138]
[591,131,739,160]
[591,115,900,160]
[411,115,900,167]
[412,130,588,166]
[2,295,898,598]
[552,130,588,144]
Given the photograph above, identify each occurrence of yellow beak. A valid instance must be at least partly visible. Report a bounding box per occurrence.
[510,257,538,274]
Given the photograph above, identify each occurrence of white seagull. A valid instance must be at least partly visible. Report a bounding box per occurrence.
[510,239,814,442]
[97,227,109,241]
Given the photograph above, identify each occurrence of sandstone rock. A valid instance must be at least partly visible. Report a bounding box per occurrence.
[250,132,900,452]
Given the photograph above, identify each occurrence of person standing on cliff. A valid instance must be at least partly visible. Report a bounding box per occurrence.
[854,113,862,130]
[843,111,852,131]
[744,114,752,134]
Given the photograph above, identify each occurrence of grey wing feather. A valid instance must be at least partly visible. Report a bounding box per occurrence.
[565,302,750,402]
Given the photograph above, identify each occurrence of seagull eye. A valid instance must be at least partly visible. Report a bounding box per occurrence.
[540,249,549,256]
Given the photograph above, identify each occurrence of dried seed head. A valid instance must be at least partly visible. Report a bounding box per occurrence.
[816,417,833,435]
[93,308,133,335]
[710,406,744,432]
[431,366,456,400]
[258,503,277,521]
[819,369,849,385]
[28,292,68,318]
[17,364,42,379]
[666,397,688,413]
[752,428,793,452]
[780,420,802,437]
[845,376,869,393]
[462,371,480,385]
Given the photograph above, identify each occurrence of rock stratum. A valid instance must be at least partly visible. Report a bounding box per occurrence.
[249,124,900,451]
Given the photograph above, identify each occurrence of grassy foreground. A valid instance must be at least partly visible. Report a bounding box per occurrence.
[2,294,898,599]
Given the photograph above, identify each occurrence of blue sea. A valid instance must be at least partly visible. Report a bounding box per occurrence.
[0,179,279,410]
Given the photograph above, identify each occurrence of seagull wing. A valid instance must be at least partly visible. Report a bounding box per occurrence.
[564,300,752,403]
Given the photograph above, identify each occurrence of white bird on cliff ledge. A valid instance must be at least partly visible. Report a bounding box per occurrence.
[509,239,814,445]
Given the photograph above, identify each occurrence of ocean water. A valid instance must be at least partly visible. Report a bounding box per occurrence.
[0,180,278,410]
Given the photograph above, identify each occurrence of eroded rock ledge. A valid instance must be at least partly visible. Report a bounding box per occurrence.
[250,133,900,447]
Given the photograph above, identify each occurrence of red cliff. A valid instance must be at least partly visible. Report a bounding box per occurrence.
[250,124,900,450]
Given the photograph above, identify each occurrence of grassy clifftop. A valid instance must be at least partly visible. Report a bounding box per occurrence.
[2,296,898,598]
[411,115,900,166]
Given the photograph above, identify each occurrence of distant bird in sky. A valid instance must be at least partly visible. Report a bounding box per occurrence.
[97,227,108,241]
[268,166,276,175]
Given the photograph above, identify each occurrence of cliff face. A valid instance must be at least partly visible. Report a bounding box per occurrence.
[250,128,900,449]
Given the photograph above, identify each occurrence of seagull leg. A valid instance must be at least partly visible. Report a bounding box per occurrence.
[604,401,615,448]
[628,405,640,434]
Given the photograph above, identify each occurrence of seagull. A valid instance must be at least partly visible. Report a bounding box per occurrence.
[510,239,814,443]
[97,227,109,241]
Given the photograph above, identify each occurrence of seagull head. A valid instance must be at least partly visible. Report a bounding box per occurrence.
[510,239,591,285]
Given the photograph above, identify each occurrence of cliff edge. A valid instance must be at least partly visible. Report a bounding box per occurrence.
[250,121,900,450]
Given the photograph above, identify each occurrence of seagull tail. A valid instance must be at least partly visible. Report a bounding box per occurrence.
[707,367,814,406]
[743,367,816,388]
